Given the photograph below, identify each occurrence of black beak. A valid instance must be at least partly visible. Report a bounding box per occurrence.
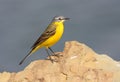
[64,17,70,20]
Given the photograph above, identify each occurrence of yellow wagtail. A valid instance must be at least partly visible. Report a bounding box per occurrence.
[19,16,69,65]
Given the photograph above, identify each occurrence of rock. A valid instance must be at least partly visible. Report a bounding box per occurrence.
[0,41,120,82]
[0,72,11,82]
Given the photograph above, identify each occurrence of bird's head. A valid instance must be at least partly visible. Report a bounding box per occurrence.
[53,16,70,23]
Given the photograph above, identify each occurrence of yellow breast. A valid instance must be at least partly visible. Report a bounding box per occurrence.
[42,22,64,47]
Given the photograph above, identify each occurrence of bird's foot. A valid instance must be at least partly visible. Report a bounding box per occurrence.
[52,52,63,58]
[46,58,58,63]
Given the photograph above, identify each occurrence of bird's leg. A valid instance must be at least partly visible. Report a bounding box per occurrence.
[48,47,56,55]
[45,48,53,63]
[48,47,62,57]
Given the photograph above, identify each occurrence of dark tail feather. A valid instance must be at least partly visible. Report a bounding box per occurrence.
[19,50,32,65]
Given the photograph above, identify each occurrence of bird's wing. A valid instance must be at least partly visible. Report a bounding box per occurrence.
[31,25,56,49]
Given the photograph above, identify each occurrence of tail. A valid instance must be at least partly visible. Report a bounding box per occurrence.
[19,45,42,65]
[19,49,33,65]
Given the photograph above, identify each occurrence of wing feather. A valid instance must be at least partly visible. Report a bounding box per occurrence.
[31,25,56,48]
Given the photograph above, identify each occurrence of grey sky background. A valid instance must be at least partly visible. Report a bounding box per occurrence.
[0,0,120,72]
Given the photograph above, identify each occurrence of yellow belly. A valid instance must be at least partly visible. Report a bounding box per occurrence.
[41,23,64,48]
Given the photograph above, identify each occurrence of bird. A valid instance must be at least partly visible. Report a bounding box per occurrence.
[19,16,70,65]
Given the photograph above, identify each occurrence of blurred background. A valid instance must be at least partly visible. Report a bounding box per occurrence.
[0,0,120,72]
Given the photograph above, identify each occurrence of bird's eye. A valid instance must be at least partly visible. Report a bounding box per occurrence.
[58,18,62,20]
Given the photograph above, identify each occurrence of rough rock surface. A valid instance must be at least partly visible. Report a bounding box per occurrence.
[0,41,120,82]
